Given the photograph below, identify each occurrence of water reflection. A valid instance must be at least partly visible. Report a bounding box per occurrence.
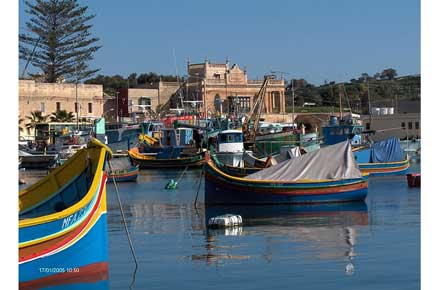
[195,202,368,272]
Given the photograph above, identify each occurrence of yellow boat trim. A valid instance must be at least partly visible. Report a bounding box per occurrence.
[358,156,410,166]
[89,137,113,159]
[19,148,107,228]
[129,149,203,161]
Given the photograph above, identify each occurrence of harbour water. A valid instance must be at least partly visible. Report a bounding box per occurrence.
[19,156,420,289]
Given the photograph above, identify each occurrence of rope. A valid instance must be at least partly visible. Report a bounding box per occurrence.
[193,169,204,208]
[176,166,189,184]
[108,160,138,289]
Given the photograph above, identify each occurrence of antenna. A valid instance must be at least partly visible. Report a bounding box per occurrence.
[172,48,184,109]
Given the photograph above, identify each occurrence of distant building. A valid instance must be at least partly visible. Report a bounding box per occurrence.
[106,80,181,122]
[360,99,420,140]
[19,79,103,138]
[186,59,285,116]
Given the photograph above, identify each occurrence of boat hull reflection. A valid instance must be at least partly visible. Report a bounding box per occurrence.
[205,202,368,227]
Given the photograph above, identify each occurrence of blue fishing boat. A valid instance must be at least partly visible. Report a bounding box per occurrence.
[353,137,410,175]
[322,114,364,146]
[205,141,368,205]
[19,138,112,286]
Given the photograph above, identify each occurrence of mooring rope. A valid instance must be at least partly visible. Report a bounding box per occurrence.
[108,160,138,289]
[176,166,189,184]
[193,169,204,208]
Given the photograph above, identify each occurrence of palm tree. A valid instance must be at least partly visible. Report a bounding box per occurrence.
[50,110,75,122]
[26,110,48,130]
[19,116,24,133]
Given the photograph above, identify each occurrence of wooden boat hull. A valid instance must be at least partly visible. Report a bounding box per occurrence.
[19,139,111,283]
[107,165,139,182]
[352,144,410,176]
[218,164,261,177]
[129,149,205,168]
[204,160,368,205]
[20,154,58,169]
[357,158,410,176]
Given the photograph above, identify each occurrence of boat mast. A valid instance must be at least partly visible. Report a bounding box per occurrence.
[338,84,343,119]
[291,79,295,129]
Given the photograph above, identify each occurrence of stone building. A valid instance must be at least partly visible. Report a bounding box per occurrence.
[19,79,103,138]
[186,59,285,116]
[108,81,181,122]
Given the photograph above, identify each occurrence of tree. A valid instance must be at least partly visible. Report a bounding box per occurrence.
[19,116,25,133]
[19,0,101,82]
[380,68,397,80]
[50,110,75,122]
[26,110,49,129]
[127,73,137,88]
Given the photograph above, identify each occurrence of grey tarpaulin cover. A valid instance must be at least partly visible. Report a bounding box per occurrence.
[270,146,302,165]
[245,141,362,181]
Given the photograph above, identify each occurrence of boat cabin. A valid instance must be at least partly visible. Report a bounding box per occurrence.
[322,114,364,146]
[217,130,244,153]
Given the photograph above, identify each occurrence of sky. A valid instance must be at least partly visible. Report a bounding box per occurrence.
[18,0,420,85]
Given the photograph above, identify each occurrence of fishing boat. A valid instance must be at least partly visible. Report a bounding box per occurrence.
[19,149,58,169]
[254,127,320,156]
[128,146,205,168]
[106,157,139,182]
[352,137,410,175]
[205,141,368,205]
[208,146,301,177]
[322,114,364,146]
[19,138,112,285]
[210,149,263,177]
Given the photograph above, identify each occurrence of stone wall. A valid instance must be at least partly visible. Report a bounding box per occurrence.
[19,80,103,138]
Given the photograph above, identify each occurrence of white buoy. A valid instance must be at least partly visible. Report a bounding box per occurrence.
[345,263,354,275]
[208,214,243,228]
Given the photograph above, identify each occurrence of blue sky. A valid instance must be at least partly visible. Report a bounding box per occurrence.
[19,0,420,85]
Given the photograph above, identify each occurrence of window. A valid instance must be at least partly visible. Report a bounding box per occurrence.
[88,103,93,113]
[337,128,343,135]
[408,122,413,129]
[40,102,45,113]
[228,96,250,113]
[365,122,370,130]
[56,102,61,112]
[401,122,406,129]
[330,129,335,135]
[344,128,350,135]
[139,97,151,108]
[415,122,419,129]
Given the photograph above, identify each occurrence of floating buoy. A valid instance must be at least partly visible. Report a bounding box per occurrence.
[208,214,243,228]
[165,179,178,190]
[345,263,354,275]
